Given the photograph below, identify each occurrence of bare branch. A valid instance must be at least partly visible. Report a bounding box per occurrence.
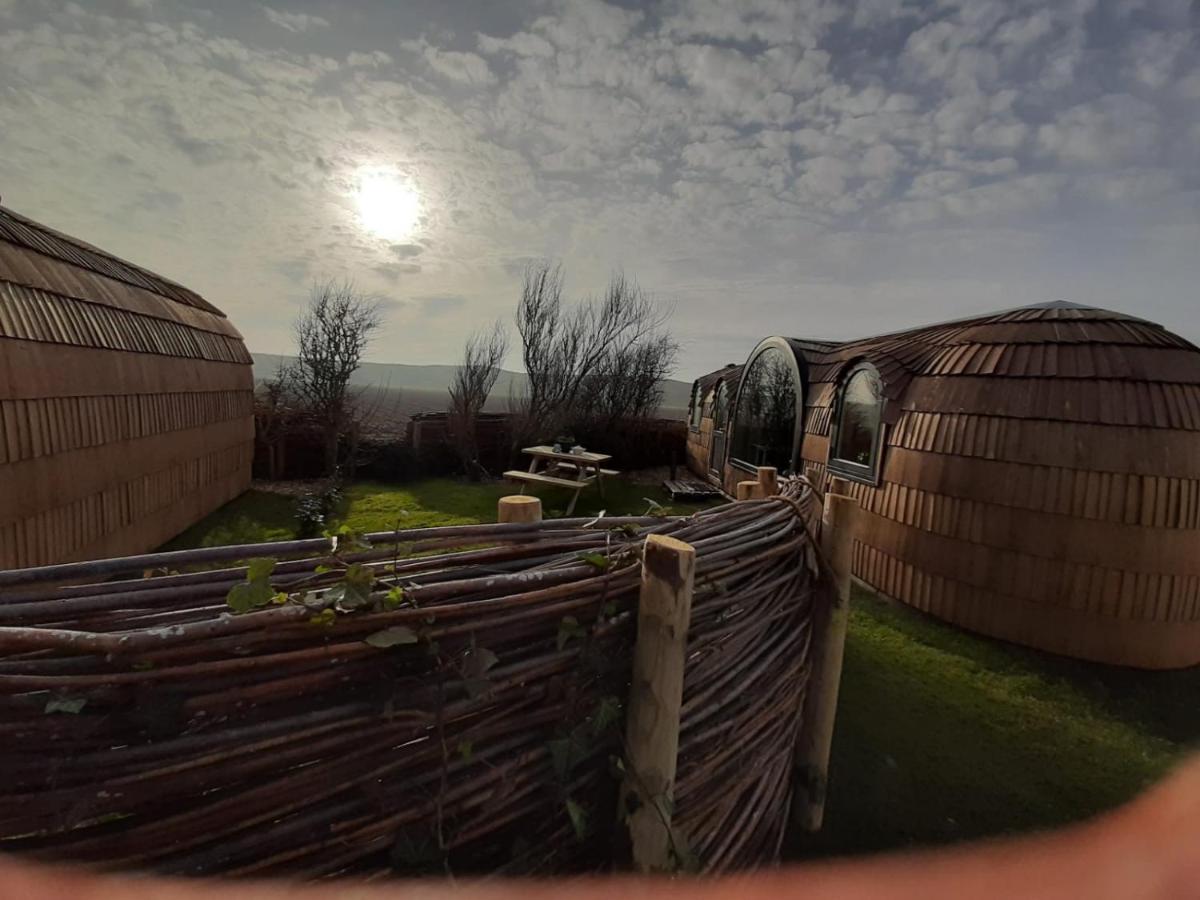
[289,278,384,475]
[449,322,509,479]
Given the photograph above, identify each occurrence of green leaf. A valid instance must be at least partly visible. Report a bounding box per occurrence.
[298,591,325,610]
[365,626,419,648]
[334,526,372,552]
[601,601,618,619]
[314,564,334,575]
[227,578,275,614]
[309,608,336,627]
[591,696,622,735]
[643,497,667,516]
[271,591,289,605]
[547,729,590,781]
[578,551,610,571]
[245,557,277,581]
[556,615,587,651]
[565,798,588,841]
[326,562,376,611]
[463,647,499,680]
[45,697,87,715]
[457,739,474,762]
[548,738,573,780]
[384,586,405,609]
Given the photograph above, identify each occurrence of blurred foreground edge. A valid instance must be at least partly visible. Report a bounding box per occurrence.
[1,755,1197,900]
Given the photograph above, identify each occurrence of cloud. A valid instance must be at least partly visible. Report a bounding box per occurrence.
[1036,94,1161,167]
[262,6,330,33]
[409,293,468,316]
[0,0,1196,375]
[402,38,496,86]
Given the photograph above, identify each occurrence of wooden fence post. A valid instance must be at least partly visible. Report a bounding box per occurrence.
[735,480,759,500]
[621,533,696,873]
[756,466,778,497]
[498,495,541,524]
[793,489,858,832]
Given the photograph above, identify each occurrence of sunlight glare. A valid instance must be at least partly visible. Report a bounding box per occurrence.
[354,167,420,241]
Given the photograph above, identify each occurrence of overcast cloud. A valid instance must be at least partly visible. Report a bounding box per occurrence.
[0,0,1196,377]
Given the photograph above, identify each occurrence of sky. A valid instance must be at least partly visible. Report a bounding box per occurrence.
[0,0,1197,380]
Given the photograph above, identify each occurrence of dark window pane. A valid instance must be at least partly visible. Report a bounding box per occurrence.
[712,382,729,429]
[731,347,798,471]
[833,368,883,467]
[690,382,703,428]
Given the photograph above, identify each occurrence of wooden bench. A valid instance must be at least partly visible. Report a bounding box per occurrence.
[551,462,619,477]
[503,469,598,515]
[503,470,597,490]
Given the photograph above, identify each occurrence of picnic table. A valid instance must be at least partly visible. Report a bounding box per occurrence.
[503,446,618,516]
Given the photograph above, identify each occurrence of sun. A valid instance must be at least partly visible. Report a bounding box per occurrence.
[354,167,421,241]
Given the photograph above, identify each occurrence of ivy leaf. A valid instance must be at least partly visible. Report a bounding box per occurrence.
[298,591,325,610]
[384,586,406,609]
[591,696,622,735]
[245,558,277,581]
[365,626,419,648]
[309,608,336,627]
[457,739,474,762]
[271,591,289,605]
[578,552,609,571]
[314,564,334,575]
[45,697,87,715]
[227,579,274,614]
[334,525,372,553]
[556,615,587,651]
[565,798,588,841]
[643,498,667,516]
[548,730,590,781]
[462,647,499,680]
[548,738,573,780]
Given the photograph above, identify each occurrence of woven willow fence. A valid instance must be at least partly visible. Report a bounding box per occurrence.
[0,481,834,880]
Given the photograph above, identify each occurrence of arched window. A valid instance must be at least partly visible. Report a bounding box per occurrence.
[730,344,801,473]
[689,381,704,429]
[829,362,885,483]
[712,380,730,431]
[709,380,731,474]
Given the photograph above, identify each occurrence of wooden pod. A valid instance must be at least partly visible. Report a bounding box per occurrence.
[690,302,1200,669]
[0,204,254,569]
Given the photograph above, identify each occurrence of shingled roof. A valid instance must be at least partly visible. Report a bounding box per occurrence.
[0,204,222,316]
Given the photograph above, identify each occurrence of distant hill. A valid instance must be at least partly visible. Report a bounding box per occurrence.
[252,353,691,420]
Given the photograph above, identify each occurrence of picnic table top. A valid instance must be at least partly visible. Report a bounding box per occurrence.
[522,445,613,465]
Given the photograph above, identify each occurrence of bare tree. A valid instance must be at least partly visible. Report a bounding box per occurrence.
[510,263,674,451]
[579,333,679,426]
[448,322,508,480]
[287,279,383,476]
[254,365,300,481]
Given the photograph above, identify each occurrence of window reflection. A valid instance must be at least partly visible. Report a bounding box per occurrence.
[712,381,729,430]
[689,381,703,429]
[831,365,884,473]
[731,347,798,471]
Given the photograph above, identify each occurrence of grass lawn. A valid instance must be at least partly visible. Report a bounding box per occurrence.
[790,587,1199,859]
[163,475,722,549]
[166,477,1199,861]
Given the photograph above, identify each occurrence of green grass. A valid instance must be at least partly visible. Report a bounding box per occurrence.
[164,476,723,549]
[790,588,1199,859]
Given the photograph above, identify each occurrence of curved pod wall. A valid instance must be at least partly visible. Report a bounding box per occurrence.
[0,205,254,569]
[695,304,1200,669]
